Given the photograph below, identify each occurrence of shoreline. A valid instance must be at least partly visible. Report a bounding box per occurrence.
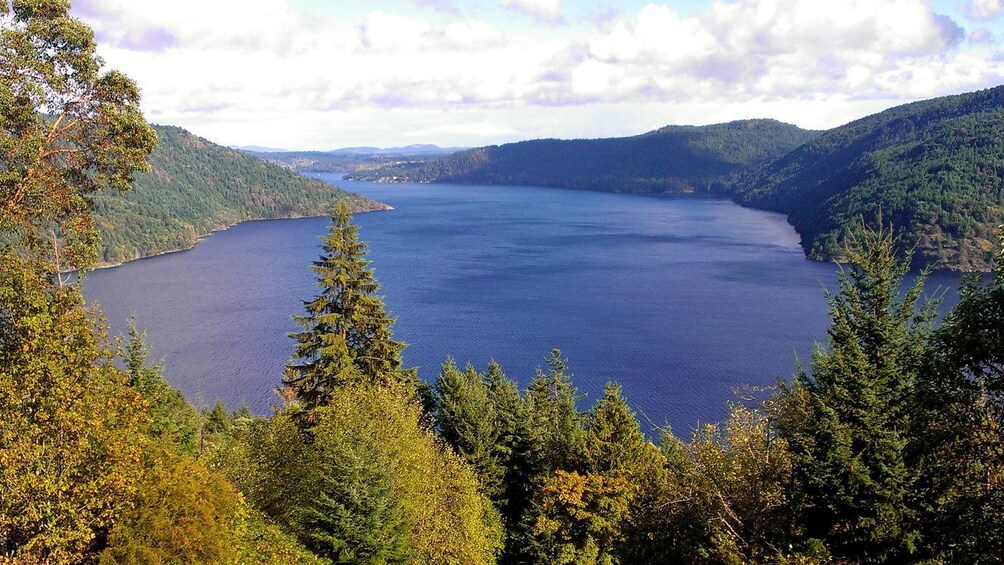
[91,203,393,271]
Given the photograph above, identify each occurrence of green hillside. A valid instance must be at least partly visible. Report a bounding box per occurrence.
[91,125,387,265]
[733,86,1004,271]
[346,119,820,193]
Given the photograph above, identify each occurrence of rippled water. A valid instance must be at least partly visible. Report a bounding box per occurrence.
[83,176,961,432]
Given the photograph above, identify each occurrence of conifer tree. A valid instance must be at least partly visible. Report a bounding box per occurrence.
[284,201,415,412]
[524,348,586,474]
[777,226,935,562]
[912,228,1004,561]
[583,383,650,474]
[434,357,504,497]
[533,383,654,564]
[123,317,201,456]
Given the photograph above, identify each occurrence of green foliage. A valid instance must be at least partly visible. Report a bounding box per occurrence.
[348,119,818,194]
[207,411,316,530]
[205,398,235,435]
[215,384,504,564]
[735,85,1004,270]
[0,0,157,271]
[776,227,936,562]
[0,254,148,563]
[284,201,416,414]
[99,455,242,564]
[531,384,658,565]
[910,229,1004,561]
[525,349,587,474]
[90,124,386,265]
[123,317,201,456]
[434,357,507,498]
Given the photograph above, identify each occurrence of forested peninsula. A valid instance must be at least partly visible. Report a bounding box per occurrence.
[349,86,1004,271]
[347,119,819,193]
[91,125,387,266]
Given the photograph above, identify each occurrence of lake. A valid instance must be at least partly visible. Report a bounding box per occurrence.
[82,176,962,433]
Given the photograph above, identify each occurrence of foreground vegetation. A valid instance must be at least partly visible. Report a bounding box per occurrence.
[3,2,1003,562]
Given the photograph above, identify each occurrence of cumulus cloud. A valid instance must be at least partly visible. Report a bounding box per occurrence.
[499,0,564,22]
[68,0,1004,147]
[970,27,995,43]
[543,0,969,105]
[965,0,1004,21]
[407,0,462,14]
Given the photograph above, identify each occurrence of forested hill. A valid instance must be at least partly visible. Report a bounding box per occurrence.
[91,125,387,265]
[732,85,1004,271]
[345,119,820,192]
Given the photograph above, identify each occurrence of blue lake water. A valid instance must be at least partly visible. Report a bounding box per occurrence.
[82,176,963,433]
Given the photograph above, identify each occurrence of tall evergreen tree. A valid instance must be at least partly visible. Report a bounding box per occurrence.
[533,383,655,564]
[434,358,505,498]
[284,201,415,412]
[524,348,586,474]
[912,228,1004,561]
[776,226,936,562]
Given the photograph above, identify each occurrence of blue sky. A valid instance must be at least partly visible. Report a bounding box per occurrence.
[71,0,1004,149]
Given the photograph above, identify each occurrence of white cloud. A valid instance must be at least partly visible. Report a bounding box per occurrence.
[68,0,1004,148]
[360,11,433,51]
[544,0,970,105]
[965,0,1004,21]
[499,0,563,22]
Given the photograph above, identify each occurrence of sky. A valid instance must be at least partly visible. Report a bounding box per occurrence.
[70,0,1004,150]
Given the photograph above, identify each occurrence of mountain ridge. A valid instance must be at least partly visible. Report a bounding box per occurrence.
[92,125,387,265]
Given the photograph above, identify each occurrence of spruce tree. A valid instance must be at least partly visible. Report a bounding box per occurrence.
[911,229,1004,561]
[284,201,415,412]
[434,358,504,497]
[524,349,586,473]
[777,226,935,562]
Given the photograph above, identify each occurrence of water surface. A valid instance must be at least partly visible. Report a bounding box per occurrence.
[83,177,961,432]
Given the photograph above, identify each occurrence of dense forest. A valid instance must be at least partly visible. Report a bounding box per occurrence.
[731,85,1004,271]
[346,119,820,193]
[91,125,387,265]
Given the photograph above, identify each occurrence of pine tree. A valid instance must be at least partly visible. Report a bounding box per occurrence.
[533,383,653,564]
[777,226,936,562]
[583,383,649,474]
[434,358,504,497]
[205,399,234,435]
[911,228,1004,561]
[123,317,201,456]
[284,201,415,412]
[524,349,586,474]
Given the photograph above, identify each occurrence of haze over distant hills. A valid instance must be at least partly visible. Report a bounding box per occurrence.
[240,144,465,175]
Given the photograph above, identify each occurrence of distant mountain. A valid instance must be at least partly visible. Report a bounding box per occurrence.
[244,148,457,174]
[92,125,387,265]
[234,144,289,153]
[345,119,820,193]
[732,85,1004,271]
[327,144,466,156]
